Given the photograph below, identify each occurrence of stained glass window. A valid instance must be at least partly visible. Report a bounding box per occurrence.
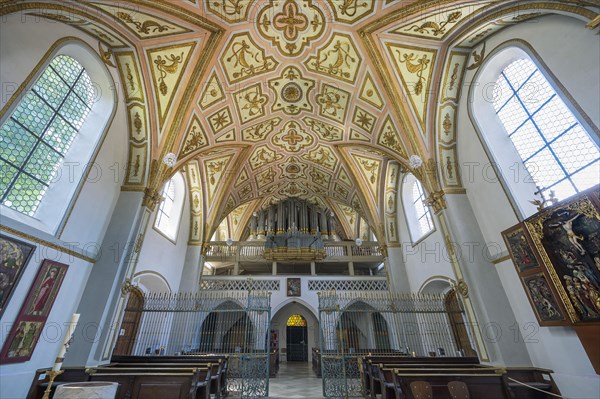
[493,58,600,201]
[287,314,307,327]
[0,55,93,216]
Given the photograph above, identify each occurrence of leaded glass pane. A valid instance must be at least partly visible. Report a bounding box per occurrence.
[43,116,77,155]
[33,67,70,109]
[552,125,598,174]
[0,160,18,196]
[24,143,61,182]
[0,119,37,166]
[4,173,46,215]
[12,91,54,134]
[493,57,600,201]
[60,94,90,129]
[0,54,94,216]
[497,99,528,134]
[51,55,83,86]
[287,314,306,327]
[532,96,577,141]
[492,75,513,112]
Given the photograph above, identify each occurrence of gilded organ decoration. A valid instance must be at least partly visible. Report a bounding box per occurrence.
[257,0,326,57]
[221,33,279,84]
[386,43,437,131]
[358,72,384,110]
[306,33,362,84]
[147,42,197,129]
[352,106,377,134]
[269,66,315,115]
[242,117,283,142]
[316,84,351,123]
[272,121,314,153]
[234,83,268,124]
[199,72,225,110]
[204,154,234,203]
[207,0,254,24]
[92,3,190,39]
[303,117,344,142]
[208,107,234,133]
[303,145,337,171]
[179,115,208,158]
[327,0,375,24]
[250,146,284,170]
[377,116,407,158]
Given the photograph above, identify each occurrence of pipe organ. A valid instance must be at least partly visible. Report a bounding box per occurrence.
[249,198,339,260]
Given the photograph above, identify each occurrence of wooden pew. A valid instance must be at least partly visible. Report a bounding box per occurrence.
[87,366,210,399]
[392,369,514,399]
[505,367,561,398]
[111,354,228,398]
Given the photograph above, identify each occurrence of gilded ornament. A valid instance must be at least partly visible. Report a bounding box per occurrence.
[306,33,362,83]
[456,280,469,298]
[467,42,486,71]
[121,278,133,296]
[115,12,173,35]
[449,63,459,90]
[397,51,430,95]
[425,190,447,213]
[407,11,462,36]
[153,52,184,95]
[98,42,115,68]
[222,33,278,84]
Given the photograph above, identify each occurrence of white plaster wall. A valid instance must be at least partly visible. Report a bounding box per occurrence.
[0,14,129,399]
[134,196,191,292]
[456,14,600,398]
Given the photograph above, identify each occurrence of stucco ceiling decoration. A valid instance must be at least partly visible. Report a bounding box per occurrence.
[186,160,204,244]
[257,0,327,57]
[220,32,279,84]
[249,145,284,170]
[242,117,283,142]
[269,66,315,115]
[377,115,408,159]
[208,107,234,134]
[179,114,209,158]
[215,128,236,143]
[305,32,362,84]
[358,72,384,110]
[199,71,226,110]
[327,0,376,24]
[316,84,351,124]
[147,42,197,130]
[302,145,338,171]
[272,121,315,153]
[235,168,250,187]
[203,153,235,205]
[207,0,254,24]
[303,117,343,142]
[234,83,269,124]
[347,152,382,201]
[352,106,377,134]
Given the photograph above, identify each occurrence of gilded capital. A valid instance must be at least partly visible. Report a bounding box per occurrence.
[121,278,133,296]
[425,190,447,213]
[142,187,162,211]
[456,279,469,298]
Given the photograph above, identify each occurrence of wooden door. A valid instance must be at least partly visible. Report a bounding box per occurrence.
[445,289,478,357]
[113,288,143,356]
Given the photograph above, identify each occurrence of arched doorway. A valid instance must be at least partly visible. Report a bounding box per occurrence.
[286,314,307,361]
[113,287,144,355]
[445,289,477,357]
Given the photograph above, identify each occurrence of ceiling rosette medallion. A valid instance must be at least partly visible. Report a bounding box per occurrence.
[257,0,326,57]
[268,66,315,115]
[272,121,314,153]
[278,157,308,179]
[220,32,279,84]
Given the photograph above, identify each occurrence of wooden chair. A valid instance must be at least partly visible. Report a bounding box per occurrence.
[448,380,470,399]
[409,381,433,399]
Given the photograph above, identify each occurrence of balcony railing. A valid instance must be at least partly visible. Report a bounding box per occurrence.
[204,241,383,262]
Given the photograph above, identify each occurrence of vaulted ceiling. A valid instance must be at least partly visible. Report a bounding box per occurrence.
[3,0,598,243]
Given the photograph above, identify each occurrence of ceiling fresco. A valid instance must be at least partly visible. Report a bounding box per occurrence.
[3,0,598,243]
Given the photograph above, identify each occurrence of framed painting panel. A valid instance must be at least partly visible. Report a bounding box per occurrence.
[0,234,36,318]
[287,278,301,297]
[521,273,567,326]
[525,194,600,324]
[0,259,68,363]
[502,224,540,273]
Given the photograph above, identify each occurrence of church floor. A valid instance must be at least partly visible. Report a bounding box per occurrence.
[268,361,325,398]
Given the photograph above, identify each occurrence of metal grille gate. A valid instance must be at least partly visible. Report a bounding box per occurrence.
[130,291,271,398]
[318,291,470,398]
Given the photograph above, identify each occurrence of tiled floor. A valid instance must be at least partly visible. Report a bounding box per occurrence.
[268,361,325,398]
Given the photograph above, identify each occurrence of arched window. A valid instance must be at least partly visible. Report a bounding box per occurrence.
[493,57,599,200]
[0,41,115,234]
[402,174,434,242]
[1,55,94,216]
[154,172,185,241]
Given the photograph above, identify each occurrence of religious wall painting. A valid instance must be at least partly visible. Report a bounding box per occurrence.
[0,235,36,318]
[525,191,600,324]
[287,277,301,297]
[521,273,566,326]
[502,224,539,273]
[0,260,68,364]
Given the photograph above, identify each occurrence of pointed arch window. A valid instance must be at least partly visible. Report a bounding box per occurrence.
[0,55,94,216]
[493,58,599,200]
[154,172,185,241]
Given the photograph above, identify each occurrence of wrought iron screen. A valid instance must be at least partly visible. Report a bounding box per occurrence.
[129,290,271,398]
[318,291,470,398]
